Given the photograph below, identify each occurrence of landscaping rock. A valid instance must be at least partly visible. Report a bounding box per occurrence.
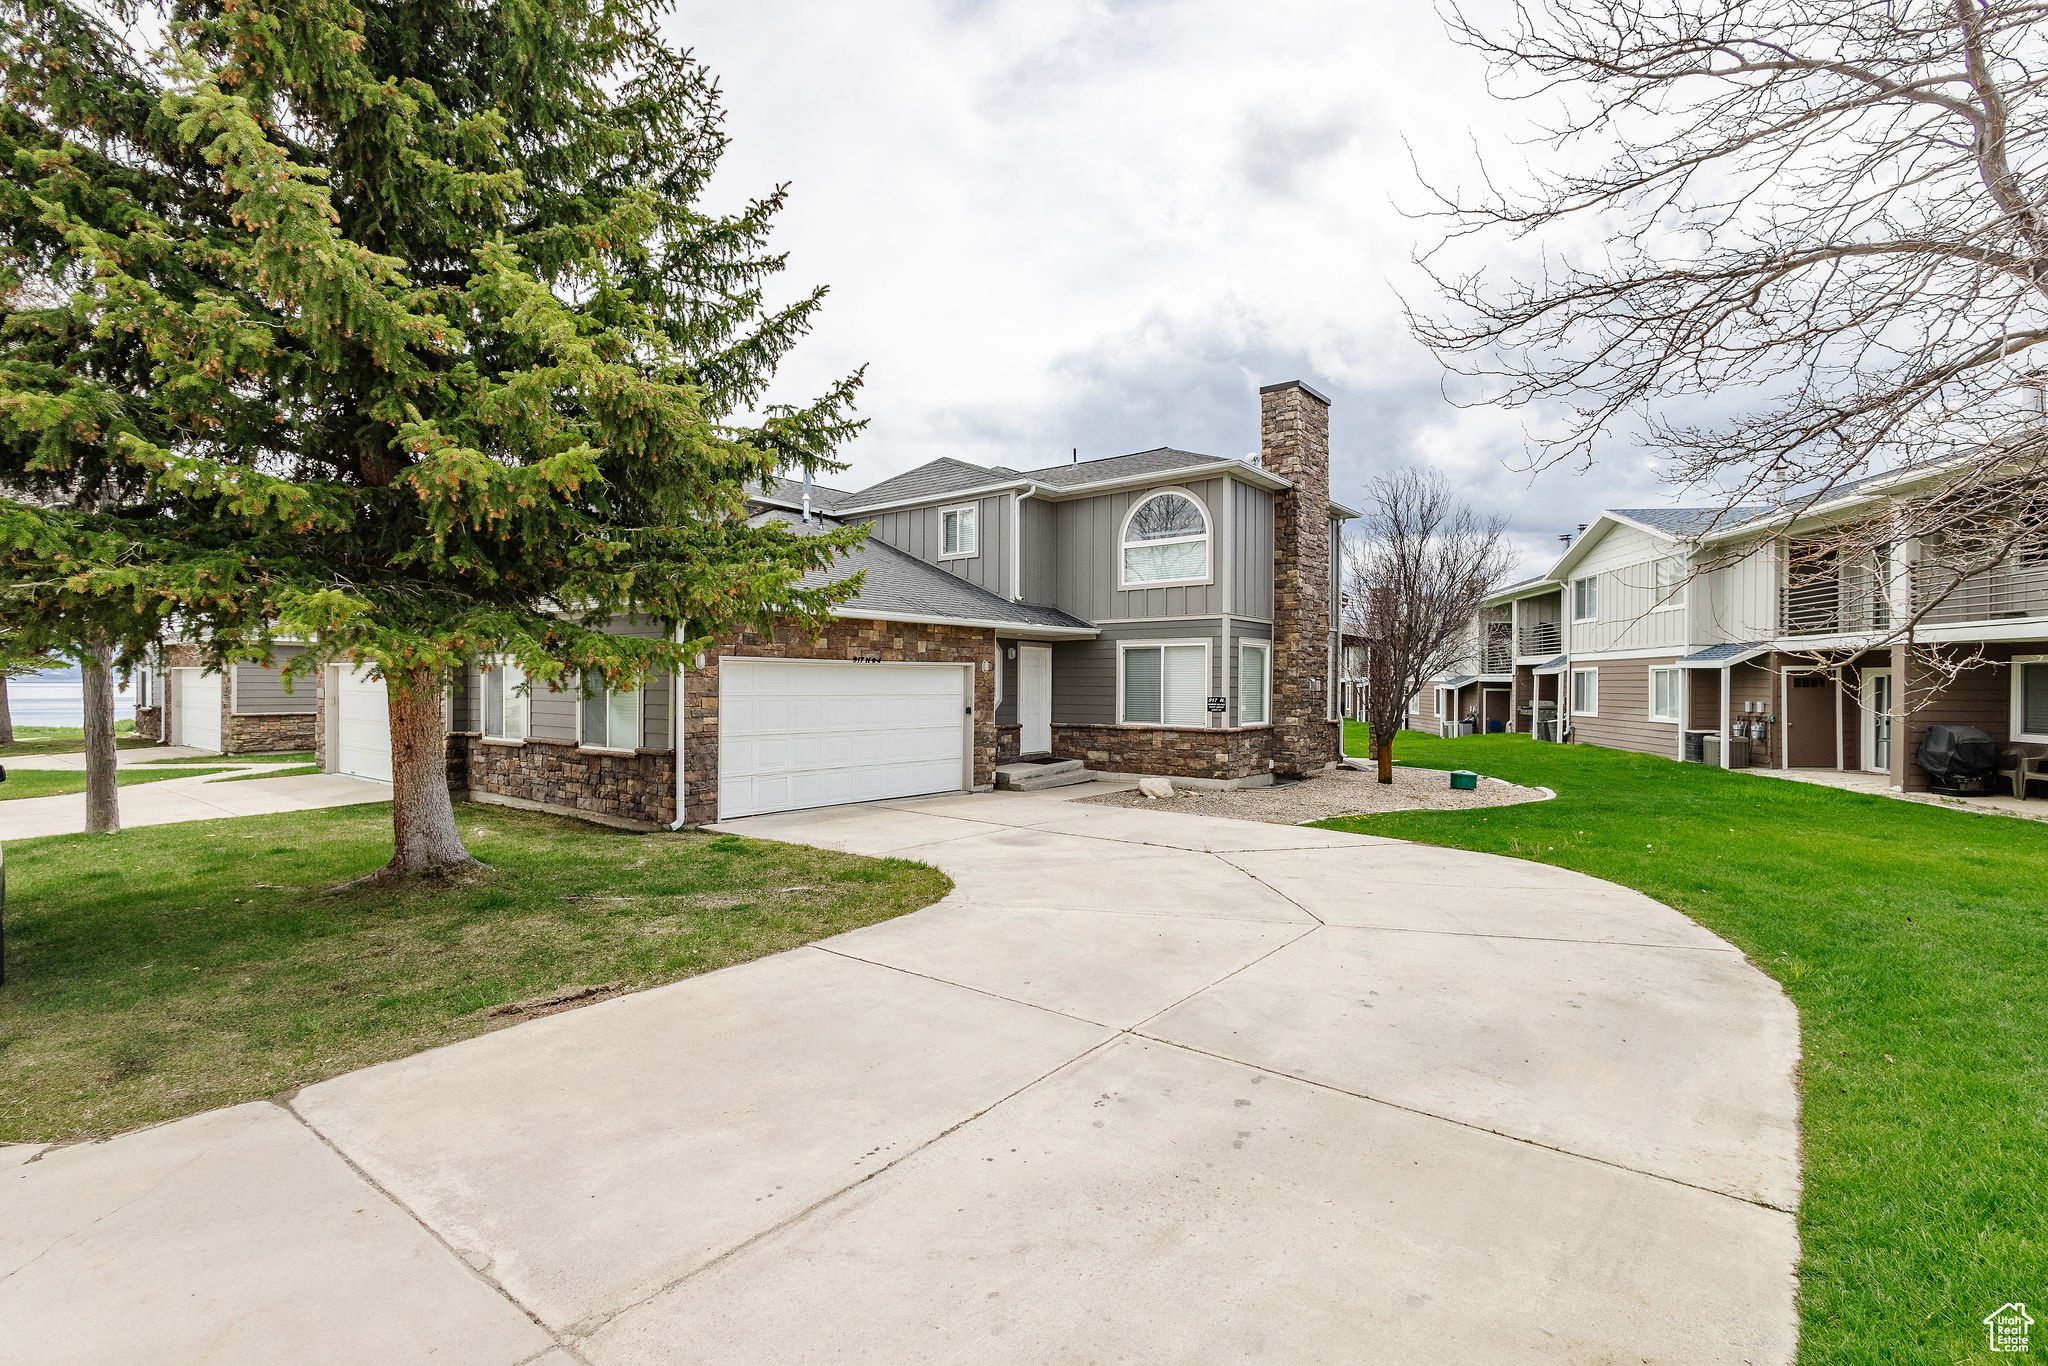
[1137,776,1175,800]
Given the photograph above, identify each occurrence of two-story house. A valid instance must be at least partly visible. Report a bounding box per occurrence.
[300,380,1352,826]
[1412,461,2048,796]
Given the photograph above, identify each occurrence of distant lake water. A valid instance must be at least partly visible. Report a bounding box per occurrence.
[6,667,137,728]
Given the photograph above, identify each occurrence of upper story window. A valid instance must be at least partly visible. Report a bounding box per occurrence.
[580,670,642,751]
[1572,575,1599,621]
[1653,558,1687,611]
[1120,490,1211,588]
[940,504,977,559]
[481,660,528,741]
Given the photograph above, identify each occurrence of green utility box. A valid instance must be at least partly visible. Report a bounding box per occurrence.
[1449,770,1479,791]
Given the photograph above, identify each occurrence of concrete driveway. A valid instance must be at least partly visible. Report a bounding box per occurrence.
[0,786,1801,1365]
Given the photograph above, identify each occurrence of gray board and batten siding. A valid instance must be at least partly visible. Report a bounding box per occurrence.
[233,644,316,714]
[866,492,1015,601]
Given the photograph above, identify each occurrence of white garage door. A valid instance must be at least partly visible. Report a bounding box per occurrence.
[335,664,394,783]
[173,668,222,753]
[719,659,968,819]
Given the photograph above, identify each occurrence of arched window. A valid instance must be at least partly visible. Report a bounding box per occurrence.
[1119,489,1211,587]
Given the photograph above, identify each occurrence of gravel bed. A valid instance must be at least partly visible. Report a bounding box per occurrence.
[1076,763,1550,825]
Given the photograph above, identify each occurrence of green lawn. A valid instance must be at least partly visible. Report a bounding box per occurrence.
[1326,724,2046,1366]
[0,803,949,1141]
[0,767,222,801]
[0,721,146,759]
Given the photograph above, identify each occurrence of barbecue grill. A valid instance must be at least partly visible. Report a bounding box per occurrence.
[1916,723,2001,795]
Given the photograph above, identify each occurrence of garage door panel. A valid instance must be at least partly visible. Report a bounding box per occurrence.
[719,660,970,819]
[174,669,223,753]
[336,665,393,783]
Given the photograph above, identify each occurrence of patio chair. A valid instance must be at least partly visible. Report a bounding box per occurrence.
[1997,742,2048,799]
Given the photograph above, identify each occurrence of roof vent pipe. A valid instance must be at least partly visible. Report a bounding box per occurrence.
[1071,447,1078,464]
[801,468,813,523]
[1559,532,1572,549]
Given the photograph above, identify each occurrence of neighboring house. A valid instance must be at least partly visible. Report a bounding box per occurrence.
[134,642,318,754]
[1416,461,2048,794]
[308,380,1354,827]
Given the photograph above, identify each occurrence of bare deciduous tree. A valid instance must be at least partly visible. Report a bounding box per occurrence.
[1412,0,2048,689]
[1345,469,1514,783]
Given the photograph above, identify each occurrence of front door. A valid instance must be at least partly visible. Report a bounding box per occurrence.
[1019,645,1053,756]
[1861,669,1893,774]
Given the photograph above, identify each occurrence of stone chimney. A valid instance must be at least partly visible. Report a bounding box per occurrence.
[1259,379,1340,777]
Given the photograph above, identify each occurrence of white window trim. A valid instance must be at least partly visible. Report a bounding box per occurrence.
[938,503,978,560]
[1570,667,1600,717]
[1648,665,1682,723]
[1432,687,1444,718]
[1572,575,1599,622]
[1115,637,1212,728]
[1116,487,1214,592]
[2014,654,2048,743]
[1238,640,1272,727]
[1651,559,1688,613]
[577,670,643,753]
[481,659,530,742]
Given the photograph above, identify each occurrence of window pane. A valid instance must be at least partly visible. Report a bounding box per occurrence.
[2024,663,2048,734]
[610,687,641,749]
[1123,648,1162,724]
[1124,540,1208,583]
[1127,494,1204,541]
[1163,645,1206,725]
[959,507,974,552]
[484,669,505,737]
[1240,645,1266,724]
[582,681,609,746]
[504,663,526,740]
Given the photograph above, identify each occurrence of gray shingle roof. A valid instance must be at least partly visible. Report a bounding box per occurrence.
[840,457,1020,508]
[1611,505,1772,537]
[1531,655,1569,673]
[1677,641,1770,665]
[753,475,851,513]
[765,511,1095,633]
[1018,447,1232,488]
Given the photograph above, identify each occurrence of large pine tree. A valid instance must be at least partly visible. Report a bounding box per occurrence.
[0,0,866,873]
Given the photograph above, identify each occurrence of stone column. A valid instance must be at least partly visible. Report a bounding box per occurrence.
[1260,379,1339,776]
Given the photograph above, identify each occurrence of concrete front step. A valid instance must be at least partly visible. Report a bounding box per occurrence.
[995,760,1095,792]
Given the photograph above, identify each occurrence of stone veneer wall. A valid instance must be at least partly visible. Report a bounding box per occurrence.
[449,732,677,828]
[995,723,1023,762]
[680,619,997,827]
[223,711,317,754]
[1259,381,1341,776]
[1052,723,1272,781]
[133,705,164,742]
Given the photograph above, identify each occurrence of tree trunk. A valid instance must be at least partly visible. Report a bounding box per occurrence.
[376,664,475,880]
[0,672,13,745]
[81,638,119,833]
[1374,726,1395,785]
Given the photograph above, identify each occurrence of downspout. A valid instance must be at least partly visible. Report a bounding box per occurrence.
[668,626,690,830]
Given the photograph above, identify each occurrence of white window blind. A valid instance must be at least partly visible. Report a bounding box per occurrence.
[581,671,642,749]
[1654,559,1687,609]
[941,506,976,556]
[1573,576,1598,620]
[2021,661,2048,737]
[1650,667,1681,722]
[1239,643,1269,725]
[1571,667,1598,715]
[482,661,528,740]
[1123,644,1206,725]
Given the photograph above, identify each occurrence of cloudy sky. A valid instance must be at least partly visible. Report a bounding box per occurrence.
[668,0,1673,576]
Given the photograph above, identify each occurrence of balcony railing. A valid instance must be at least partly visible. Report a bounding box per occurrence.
[1517,621,1561,657]
[1911,559,2048,625]
[1779,576,1890,637]
[1482,642,1512,674]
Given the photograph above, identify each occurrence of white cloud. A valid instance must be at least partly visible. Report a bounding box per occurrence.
[668,0,1687,578]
